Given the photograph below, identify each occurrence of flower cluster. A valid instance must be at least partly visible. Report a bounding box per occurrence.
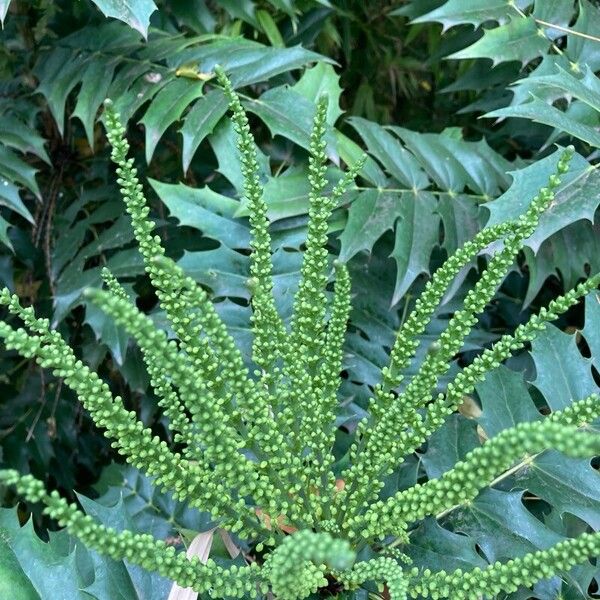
[0,69,599,600]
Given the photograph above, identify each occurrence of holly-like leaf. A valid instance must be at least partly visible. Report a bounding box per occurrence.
[179,88,227,172]
[0,0,11,26]
[421,414,480,479]
[512,452,600,530]
[347,118,428,190]
[568,0,600,72]
[412,0,532,30]
[390,192,439,305]
[179,247,302,315]
[484,148,600,254]
[530,324,597,412]
[406,518,488,573]
[388,126,471,192]
[294,62,344,124]
[486,96,600,148]
[450,488,563,562]
[72,59,117,148]
[0,507,141,600]
[139,78,205,163]
[1,115,50,165]
[149,179,250,249]
[522,221,600,306]
[449,17,550,67]
[475,364,542,438]
[244,85,338,161]
[582,290,600,372]
[0,146,40,199]
[89,0,158,38]
[337,190,402,263]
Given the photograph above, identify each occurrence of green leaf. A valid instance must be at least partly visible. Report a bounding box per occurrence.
[257,9,285,47]
[0,178,34,223]
[421,414,480,479]
[475,364,542,438]
[149,179,250,248]
[0,508,86,599]
[484,148,600,253]
[179,245,250,299]
[72,59,117,148]
[216,0,258,27]
[89,464,213,537]
[390,191,439,305]
[0,0,10,26]
[338,190,402,262]
[265,0,295,17]
[407,518,488,573]
[294,62,344,124]
[179,88,227,172]
[235,165,350,222]
[34,47,86,136]
[582,291,600,372]
[179,247,302,312]
[89,0,158,38]
[347,118,428,189]
[486,96,600,148]
[522,221,600,306]
[335,131,387,187]
[0,525,40,600]
[387,126,469,192]
[449,17,550,66]
[244,86,339,161]
[209,119,270,194]
[139,78,205,163]
[0,146,40,199]
[437,131,511,197]
[220,43,324,87]
[533,0,575,40]
[1,116,50,164]
[512,452,600,529]
[0,215,12,249]
[568,0,600,72]
[85,300,129,366]
[413,0,532,30]
[530,324,597,411]
[450,488,563,562]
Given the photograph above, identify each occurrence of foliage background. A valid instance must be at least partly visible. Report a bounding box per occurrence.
[0,0,599,598]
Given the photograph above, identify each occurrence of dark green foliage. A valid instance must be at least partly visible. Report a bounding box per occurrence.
[0,2,598,599]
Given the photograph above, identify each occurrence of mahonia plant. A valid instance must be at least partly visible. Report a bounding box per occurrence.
[1,67,600,600]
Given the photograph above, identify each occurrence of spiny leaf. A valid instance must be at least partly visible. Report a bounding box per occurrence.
[449,17,550,67]
[412,0,532,31]
[72,60,117,149]
[530,324,597,412]
[475,364,541,438]
[337,190,402,263]
[512,452,600,529]
[487,96,600,148]
[0,0,11,26]
[484,148,600,253]
[294,62,344,124]
[347,118,428,190]
[390,192,439,305]
[568,0,600,72]
[421,414,480,479]
[450,488,563,562]
[89,0,158,38]
[406,518,487,573]
[139,78,205,163]
[149,179,250,248]
[179,89,228,172]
